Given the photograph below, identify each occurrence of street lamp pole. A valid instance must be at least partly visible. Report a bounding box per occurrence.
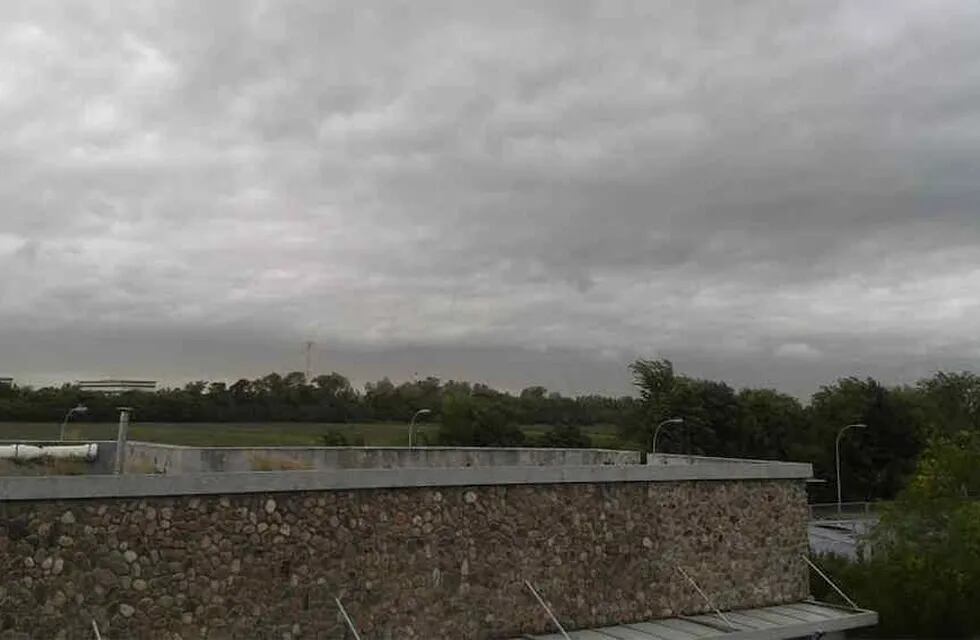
[59,405,88,441]
[835,423,868,514]
[409,409,432,448]
[651,417,684,454]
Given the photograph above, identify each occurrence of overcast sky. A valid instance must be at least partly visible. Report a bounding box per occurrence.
[2,1,979,397]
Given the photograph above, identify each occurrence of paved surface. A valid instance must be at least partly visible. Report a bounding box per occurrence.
[808,520,877,560]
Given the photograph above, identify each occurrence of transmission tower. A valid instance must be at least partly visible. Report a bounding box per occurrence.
[304,341,315,382]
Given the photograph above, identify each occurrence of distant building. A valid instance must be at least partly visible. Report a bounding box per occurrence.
[0,377,13,387]
[76,379,157,393]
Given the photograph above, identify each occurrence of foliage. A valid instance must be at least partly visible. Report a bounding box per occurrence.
[811,432,980,637]
[916,372,980,438]
[624,359,959,502]
[734,388,808,460]
[5,361,980,503]
[806,378,925,502]
[0,371,637,430]
[320,429,354,446]
[533,424,592,448]
[627,359,790,459]
[437,393,526,446]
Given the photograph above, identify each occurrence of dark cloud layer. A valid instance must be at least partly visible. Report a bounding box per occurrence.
[1,1,979,396]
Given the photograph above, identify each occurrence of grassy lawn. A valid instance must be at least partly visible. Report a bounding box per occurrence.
[0,422,625,448]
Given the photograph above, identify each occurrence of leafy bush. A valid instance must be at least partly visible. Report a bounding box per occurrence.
[534,424,592,448]
[812,432,980,637]
[320,430,349,446]
[437,393,525,446]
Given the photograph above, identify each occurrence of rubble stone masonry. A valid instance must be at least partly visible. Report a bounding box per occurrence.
[0,480,809,639]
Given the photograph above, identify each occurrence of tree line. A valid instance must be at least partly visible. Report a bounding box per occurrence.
[0,371,636,429]
[3,359,980,501]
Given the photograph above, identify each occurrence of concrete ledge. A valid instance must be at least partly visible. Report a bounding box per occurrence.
[0,459,812,501]
[123,443,633,453]
[1,442,642,475]
[122,442,641,473]
[649,453,785,466]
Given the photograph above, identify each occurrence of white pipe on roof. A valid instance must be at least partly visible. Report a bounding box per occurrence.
[0,443,98,461]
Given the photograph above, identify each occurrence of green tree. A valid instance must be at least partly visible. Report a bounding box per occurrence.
[438,393,525,446]
[814,432,980,636]
[320,430,349,446]
[808,378,924,501]
[672,377,738,456]
[735,388,807,460]
[623,359,677,451]
[625,359,737,456]
[917,371,980,437]
[535,424,592,448]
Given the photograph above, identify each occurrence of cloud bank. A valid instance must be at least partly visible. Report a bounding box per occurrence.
[2,1,979,395]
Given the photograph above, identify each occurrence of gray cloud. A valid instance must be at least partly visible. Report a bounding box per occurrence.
[2,0,980,396]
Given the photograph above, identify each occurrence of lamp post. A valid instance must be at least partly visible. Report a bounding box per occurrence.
[409,409,432,448]
[59,405,88,441]
[835,423,868,514]
[651,417,684,454]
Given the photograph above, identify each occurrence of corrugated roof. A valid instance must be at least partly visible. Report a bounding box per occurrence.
[511,600,877,640]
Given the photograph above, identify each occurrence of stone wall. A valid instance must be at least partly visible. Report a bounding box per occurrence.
[123,443,641,475]
[0,479,808,639]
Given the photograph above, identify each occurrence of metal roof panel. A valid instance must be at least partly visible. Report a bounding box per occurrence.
[739,609,811,627]
[624,621,701,640]
[595,625,667,639]
[511,601,878,640]
[657,618,721,638]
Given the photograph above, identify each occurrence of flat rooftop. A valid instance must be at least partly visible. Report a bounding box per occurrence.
[0,454,812,501]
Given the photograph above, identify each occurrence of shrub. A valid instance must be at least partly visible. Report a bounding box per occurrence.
[320,430,349,446]
[437,394,525,447]
[811,432,980,637]
[534,424,592,448]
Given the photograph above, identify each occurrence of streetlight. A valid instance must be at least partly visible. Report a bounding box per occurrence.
[409,409,432,448]
[651,417,684,454]
[835,423,868,514]
[60,404,88,441]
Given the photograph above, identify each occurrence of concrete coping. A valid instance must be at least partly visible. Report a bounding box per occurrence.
[122,442,632,453]
[0,459,812,501]
[648,453,781,466]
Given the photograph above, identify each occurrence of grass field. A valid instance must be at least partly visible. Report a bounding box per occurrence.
[0,421,623,448]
